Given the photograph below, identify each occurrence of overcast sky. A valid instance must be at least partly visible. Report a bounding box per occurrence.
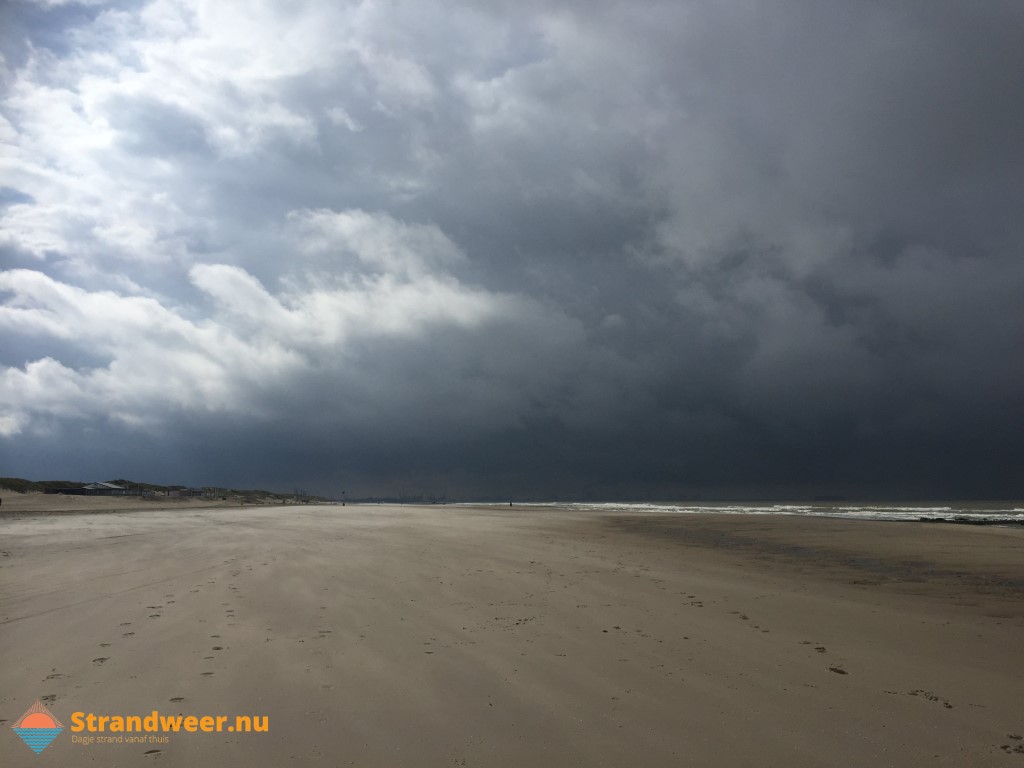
[2,0,1023,499]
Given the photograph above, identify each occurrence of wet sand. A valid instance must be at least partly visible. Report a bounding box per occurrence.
[1,500,1022,766]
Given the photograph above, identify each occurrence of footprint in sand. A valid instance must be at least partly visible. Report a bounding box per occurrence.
[149,614,161,618]
[41,695,57,703]
[144,749,161,755]
[92,657,109,665]
[123,632,135,638]
[828,666,847,675]
[169,697,184,703]
[907,689,953,709]
[200,672,214,677]
[212,646,224,650]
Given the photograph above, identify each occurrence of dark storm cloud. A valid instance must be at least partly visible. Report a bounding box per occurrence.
[1,0,1023,498]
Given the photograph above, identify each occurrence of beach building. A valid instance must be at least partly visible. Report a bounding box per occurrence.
[46,482,140,496]
[166,487,210,498]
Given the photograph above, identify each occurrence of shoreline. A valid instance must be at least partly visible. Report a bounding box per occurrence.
[3,492,1023,526]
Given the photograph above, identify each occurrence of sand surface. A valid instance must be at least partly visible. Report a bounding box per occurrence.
[1,500,1022,766]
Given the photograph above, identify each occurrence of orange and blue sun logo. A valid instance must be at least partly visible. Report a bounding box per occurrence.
[12,700,64,753]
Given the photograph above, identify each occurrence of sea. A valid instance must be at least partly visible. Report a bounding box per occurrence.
[469,501,1024,525]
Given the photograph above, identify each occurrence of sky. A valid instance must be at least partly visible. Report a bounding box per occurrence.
[2,0,1023,500]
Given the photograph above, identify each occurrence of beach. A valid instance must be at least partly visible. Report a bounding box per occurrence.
[1,499,1022,767]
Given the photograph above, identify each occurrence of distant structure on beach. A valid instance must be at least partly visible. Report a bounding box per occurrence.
[42,482,221,498]
[45,481,139,496]
[165,486,216,498]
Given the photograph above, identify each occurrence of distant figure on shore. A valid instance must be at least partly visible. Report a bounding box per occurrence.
[509,501,512,507]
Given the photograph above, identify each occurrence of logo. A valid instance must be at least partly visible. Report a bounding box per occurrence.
[12,700,64,754]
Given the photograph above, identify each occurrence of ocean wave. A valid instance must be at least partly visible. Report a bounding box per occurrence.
[474,501,1024,523]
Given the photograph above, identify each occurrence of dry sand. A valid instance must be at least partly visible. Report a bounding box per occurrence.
[1,498,1022,767]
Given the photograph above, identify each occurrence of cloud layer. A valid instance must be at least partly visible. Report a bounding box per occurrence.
[2,0,1023,498]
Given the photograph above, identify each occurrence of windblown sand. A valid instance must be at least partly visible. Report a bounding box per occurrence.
[1,499,1022,766]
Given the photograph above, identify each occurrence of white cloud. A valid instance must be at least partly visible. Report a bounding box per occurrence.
[0,208,589,437]
[287,209,466,278]
[326,107,362,133]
